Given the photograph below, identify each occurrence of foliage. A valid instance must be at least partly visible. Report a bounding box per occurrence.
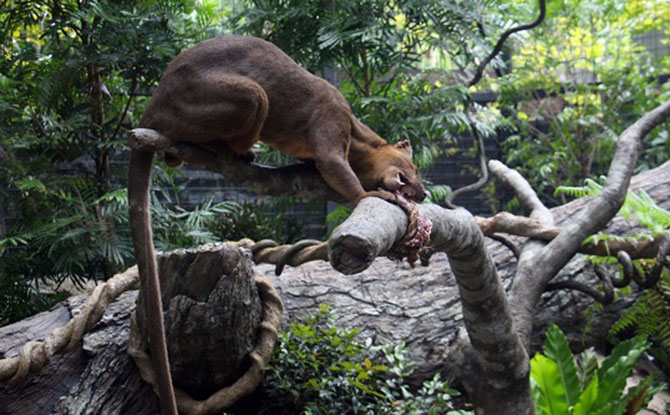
[0,0,228,324]
[325,205,353,234]
[556,158,670,376]
[0,163,233,324]
[495,0,670,205]
[530,325,664,415]
[231,0,512,169]
[207,199,304,245]
[227,305,470,415]
[555,178,670,247]
[609,270,670,350]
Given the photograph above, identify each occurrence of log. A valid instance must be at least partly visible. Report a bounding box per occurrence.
[0,161,668,413]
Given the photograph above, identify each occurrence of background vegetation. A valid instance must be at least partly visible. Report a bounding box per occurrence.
[1,1,669,410]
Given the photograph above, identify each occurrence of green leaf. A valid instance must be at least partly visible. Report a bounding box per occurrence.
[571,373,598,415]
[530,353,570,415]
[575,348,599,388]
[594,337,648,409]
[589,401,624,415]
[597,336,648,380]
[543,325,581,406]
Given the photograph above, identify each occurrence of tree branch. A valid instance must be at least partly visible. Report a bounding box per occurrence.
[127,129,344,203]
[488,158,554,347]
[468,0,547,87]
[329,198,532,412]
[535,101,670,284]
[476,211,667,259]
[501,101,670,347]
[444,113,489,209]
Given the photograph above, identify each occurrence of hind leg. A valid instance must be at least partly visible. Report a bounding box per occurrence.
[141,72,269,163]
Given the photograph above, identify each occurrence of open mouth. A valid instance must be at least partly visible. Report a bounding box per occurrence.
[397,173,426,202]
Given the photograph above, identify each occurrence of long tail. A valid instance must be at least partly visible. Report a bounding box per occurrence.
[128,148,178,415]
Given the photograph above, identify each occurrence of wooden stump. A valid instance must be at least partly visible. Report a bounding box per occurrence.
[135,243,262,399]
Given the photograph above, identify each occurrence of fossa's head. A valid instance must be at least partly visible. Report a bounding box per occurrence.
[363,140,426,202]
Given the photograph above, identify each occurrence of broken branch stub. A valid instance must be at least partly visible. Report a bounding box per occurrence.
[328,198,410,274]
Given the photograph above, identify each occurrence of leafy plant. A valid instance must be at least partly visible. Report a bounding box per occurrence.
[530,325,664,415]
[556,160,670,378]
[228,305,471,415]
[555,179,670,247]
[0,162,240,325]
[495,0,670,205]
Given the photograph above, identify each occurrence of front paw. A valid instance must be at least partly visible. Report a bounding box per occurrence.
[358,188,396,203]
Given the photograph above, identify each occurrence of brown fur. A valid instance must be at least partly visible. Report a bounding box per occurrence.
[128,35,425,415]
[140,35,425,202]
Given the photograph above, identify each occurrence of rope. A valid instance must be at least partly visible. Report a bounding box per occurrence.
[0,200,428,399]
[0,239,331,386]
[383,194,433,267]
[127,277,283,415]
[232,238,329,276]
[0,266,139,385]
[545,235,670,303]
[233,194,433,273]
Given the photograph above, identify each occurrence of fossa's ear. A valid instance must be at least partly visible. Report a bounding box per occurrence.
[395,140,413,158]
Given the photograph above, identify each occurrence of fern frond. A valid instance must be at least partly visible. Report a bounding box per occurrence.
[609,296,648,340]
[554,184,593,198]
[610,271,670,349]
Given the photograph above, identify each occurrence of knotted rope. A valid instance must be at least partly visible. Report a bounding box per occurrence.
[384,194,433,267]
[0,266,139,385]
[127,277,283,415]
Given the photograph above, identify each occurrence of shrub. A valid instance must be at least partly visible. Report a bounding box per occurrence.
[227,305,471,415]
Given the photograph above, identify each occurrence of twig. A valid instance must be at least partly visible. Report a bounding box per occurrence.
[468,0,547,87]
[488,233,521,258]
[110,74,138,144]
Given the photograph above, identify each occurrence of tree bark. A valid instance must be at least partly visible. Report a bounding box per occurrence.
[135,244,262,399]
[1,161,668,414]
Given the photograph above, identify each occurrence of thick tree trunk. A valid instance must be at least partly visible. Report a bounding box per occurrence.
[136,244,262,398]
[1,162,668,414]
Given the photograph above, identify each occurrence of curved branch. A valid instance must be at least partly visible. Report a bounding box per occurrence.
[476,211,667,259]
[468,0,547,87]
[536,101,670,282]
[329,198,532,411]
[488,233,521,258]
[444,114,489,209]
[546,236,670,301]
[488,159,552,223]
[496,102,670,347]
